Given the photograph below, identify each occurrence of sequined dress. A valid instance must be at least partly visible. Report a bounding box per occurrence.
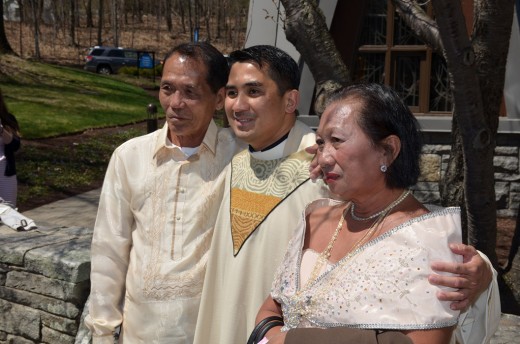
[271,198,462,331]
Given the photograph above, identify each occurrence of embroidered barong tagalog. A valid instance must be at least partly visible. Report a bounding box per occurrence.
[230,149,312,255]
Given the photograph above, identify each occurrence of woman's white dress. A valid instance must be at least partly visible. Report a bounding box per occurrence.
[271,198,462,332]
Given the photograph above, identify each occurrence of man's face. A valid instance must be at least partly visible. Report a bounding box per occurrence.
[225,62,296,151]
[159,53,224,147]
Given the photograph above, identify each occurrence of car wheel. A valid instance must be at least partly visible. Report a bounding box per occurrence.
[97,65,112,75]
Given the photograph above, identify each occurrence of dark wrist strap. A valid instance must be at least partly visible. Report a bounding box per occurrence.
[257,319,284,341]
[247,316,284,344]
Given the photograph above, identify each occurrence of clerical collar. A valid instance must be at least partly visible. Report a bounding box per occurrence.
[249,132,290,153]
[249,131,290,160]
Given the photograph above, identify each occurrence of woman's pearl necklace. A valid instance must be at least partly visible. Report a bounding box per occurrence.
[350,189,411,221]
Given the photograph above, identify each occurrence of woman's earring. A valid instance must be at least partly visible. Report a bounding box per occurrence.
[380,164,387,173]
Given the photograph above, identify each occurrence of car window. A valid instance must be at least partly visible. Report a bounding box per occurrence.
[107,50,125,58]
[90,48,105,56]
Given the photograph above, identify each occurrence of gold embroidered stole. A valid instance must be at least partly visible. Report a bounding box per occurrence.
[230,149,312,256]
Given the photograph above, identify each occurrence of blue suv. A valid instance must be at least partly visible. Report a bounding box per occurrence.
[84,46,140,74]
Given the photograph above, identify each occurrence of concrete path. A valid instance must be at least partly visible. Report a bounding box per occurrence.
[19,188,520,343]
[23,188,101,229]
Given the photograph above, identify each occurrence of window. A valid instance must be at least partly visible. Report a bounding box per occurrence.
[108,50,125,58]
[353,0,453,114]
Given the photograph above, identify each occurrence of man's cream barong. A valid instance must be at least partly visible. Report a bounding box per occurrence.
[85,122,241,343]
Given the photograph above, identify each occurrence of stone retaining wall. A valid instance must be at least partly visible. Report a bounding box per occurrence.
[0,225,92,344]
[415,144,520,217]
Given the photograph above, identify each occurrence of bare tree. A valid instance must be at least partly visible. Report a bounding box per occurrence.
[29,0,42,60]
[85,0,94,27]
[111,0,119,46]
[69,0,77,46]
[178,0,187,34]
[97,0,104,45]
[0,0,15,54]
[165,0,173,32]
[204,0,211,42]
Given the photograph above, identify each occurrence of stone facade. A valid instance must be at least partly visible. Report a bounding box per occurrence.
[0,225,92,344]
[414,144,520,218]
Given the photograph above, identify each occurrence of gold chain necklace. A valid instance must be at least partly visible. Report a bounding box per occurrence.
[292,203,392,324]
[303,204,378,290]
[301,190,411,291]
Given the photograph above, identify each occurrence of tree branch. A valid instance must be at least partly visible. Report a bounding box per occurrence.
[392,0,443,54]
[280,0,350,115]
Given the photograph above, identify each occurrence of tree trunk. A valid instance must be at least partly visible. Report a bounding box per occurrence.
[69,0,77,46]
[97,0,104,45]
[205,0,211,42]
[188,0,193,41]
[165,0,173,32]
[86,0,94,27]
[179,0,186,34]
[30,0,41,60]
[280,0,350,115]
[0,0,15,54]
[430,0,511,266]
[112,0,119,46]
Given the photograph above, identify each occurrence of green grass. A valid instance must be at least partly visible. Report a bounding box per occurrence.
[16,128,145,209]
[0,54,162,139]
[0,54,162,210]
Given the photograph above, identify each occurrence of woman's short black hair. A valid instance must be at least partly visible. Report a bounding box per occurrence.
[162,42,229,94]
[228,45,300,96]
[326,83,423,189]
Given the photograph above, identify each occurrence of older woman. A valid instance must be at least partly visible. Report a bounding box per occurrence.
[255,83,464,344]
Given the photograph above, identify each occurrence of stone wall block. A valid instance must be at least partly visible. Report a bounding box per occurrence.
[6,271,89,304]
[0,330,6,341]
[510,182,520,193]
[495,146,519,156]
[495,182,510,210]
[41,312,78,336]
[24,237,91,283]
[510,192,520,211]
[0,228,51,266]
[0,299,41,340]
[5,334,35,344]
[494,173,520,182]
[422,144,451,155]
[0,286,80,319]
[42,326,76,344]
[419,154,441,182]
[494,156,519,173]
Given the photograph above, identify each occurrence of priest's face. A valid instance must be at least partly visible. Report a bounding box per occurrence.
[224,61,297,151]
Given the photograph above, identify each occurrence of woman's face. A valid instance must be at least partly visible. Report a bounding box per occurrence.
[315,99,387,201]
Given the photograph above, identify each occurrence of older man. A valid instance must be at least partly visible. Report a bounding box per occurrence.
[85,42,243,343]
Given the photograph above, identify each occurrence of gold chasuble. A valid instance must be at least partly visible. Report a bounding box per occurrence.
[230,149,312,255]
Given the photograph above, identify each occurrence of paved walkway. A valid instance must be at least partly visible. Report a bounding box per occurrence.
[22,188,101,229]
[19,188,520,343]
